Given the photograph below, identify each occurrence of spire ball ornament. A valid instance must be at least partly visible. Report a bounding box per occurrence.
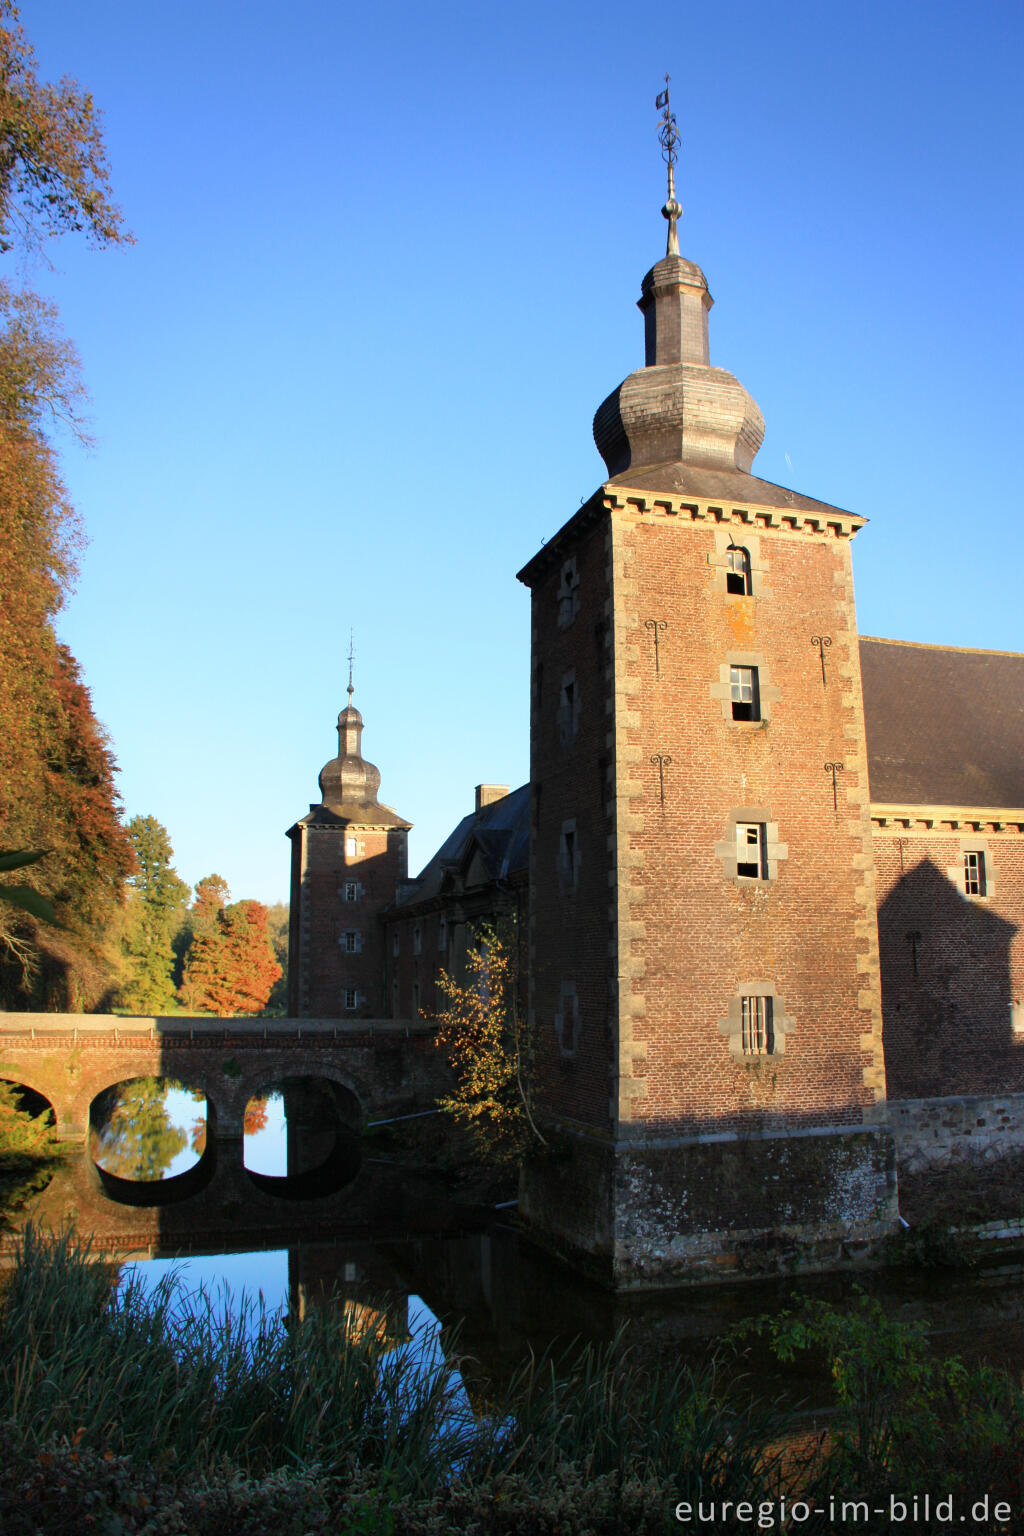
[656,75,682,257]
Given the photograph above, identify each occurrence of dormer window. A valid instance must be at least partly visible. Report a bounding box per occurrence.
[726,544,752,596]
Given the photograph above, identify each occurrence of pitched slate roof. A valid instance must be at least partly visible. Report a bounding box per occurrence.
[606,462,852,518]
[393,783,530,908]
[860,637,1024,808]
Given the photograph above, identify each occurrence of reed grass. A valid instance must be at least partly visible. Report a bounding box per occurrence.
[0,1227,784,1499]
[3,1227,1021,1533]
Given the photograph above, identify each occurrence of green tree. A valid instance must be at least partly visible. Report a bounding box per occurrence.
[117,817,189,1014]
[264,901,289,1013]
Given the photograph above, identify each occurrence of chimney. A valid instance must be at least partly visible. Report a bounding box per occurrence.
[475,784,509,813]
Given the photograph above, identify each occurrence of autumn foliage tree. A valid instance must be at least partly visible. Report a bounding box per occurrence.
[181,899,282,1018]
[0,2,133,1008]
[431,929,544,1166]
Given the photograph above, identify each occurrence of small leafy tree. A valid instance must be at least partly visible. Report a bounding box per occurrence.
[117,817,189,1013]
[431,928,544,1165]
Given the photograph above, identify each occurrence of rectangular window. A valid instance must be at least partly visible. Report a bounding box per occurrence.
[413,926,422,955]
[558,672,579,745]
[557,557,579,627]
[730,665,760,721]
[438,917,447,950]
[392,932,400,958]
[560,821,578,891]
[345,837,358,857]
[344,881,358,902]
[726,545,752,596]
[344,987,357,1009]
[343,930,360,953]
[412,981,420,1014]
[964,851,987,897]
[735,823,767,879]
[741,996,774,1056]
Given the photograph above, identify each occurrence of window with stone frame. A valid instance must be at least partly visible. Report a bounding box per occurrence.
[345,837,359,857]
[741,995,774,1056]
[344,987,358,1010]
[730,665,760,721]
[343,880,359,902]
[719,985,793,1057]
[726,544,752,596]
[438,916,448,951]
[557,556,580,628]
[413,925,422,955]
[392,931,400,958]
[342,929,361,954]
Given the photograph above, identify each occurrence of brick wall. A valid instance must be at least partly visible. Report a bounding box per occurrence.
[290,823,407,1017]
[523,491,886,1145]
[873,829,1024,1097]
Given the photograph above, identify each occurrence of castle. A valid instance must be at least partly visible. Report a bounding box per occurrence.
[287,119,1024,1287]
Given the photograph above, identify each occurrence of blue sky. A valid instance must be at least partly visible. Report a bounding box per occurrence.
[22,1,1024,905]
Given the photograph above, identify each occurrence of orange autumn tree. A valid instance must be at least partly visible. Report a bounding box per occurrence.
[431,927,545,1165]
[0,1,133,1006]
[182,899,282,1018]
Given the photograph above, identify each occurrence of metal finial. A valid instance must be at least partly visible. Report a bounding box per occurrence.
[347,631,355,701]
[655,75,682,256]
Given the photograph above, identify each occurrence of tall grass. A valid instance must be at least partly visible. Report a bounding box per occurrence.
[0,1228,785,1500]
[4,1229,1021,1533]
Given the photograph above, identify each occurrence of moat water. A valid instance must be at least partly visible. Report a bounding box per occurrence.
[9,1076,1024,1405]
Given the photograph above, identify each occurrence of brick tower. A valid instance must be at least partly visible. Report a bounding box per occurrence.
[287,676,410,1018]
[516,98,896,1286]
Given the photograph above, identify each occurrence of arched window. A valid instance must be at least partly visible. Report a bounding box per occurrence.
[726,544,752,596]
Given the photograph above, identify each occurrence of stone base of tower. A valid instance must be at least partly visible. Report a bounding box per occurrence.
[519,1124,899,1290]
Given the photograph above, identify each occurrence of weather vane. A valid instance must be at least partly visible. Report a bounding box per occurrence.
[347,630,355,701]
[655,75,682,256]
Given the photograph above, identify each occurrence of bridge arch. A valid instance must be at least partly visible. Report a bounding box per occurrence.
[242,1070,363,1131]
[0,1072,58,1132]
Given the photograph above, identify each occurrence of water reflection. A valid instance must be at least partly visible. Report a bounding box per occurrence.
[91,1078,207,1182]
[244,1092,286,1176]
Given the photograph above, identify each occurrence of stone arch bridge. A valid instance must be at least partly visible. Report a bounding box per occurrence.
[0,1013,444,1143]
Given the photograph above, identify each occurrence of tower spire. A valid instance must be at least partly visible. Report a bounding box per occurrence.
[656,75,682,257]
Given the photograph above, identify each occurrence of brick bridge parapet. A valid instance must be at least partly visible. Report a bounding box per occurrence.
[0,1014,444,1142]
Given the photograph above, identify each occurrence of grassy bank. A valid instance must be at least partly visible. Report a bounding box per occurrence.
[0,1228,1021,1533]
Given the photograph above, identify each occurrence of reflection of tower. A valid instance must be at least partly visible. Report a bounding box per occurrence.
[516,87,895,1285]
[287,677,411,1017]
[287,1242,410,1346]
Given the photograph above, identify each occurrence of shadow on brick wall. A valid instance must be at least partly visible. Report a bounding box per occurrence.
[878,856,1019,1098]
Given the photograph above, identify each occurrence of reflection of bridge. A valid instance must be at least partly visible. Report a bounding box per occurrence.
[0,1013,444,1140]
[0,1142,485,1261]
